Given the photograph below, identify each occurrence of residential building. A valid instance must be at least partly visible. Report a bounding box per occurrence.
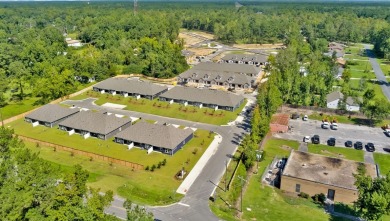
[281,150,377,203]
[159,86,244,111]
[93,78,168,100]
[65,38,82,47]
[115,121,194,155]
[58,111,132,140]
[220,54,268,66]
[177,62,260,89]
[25,104,80,128]
[326,91,360,111]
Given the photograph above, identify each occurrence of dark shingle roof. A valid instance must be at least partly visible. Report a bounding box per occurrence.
[221,54,268,63]
[59,111,131,135]
[115,121,193,150]
[282,150,377,190]
[159,87,244,107]
[190,62,261,75]
[93,78,168,96]
[25,104,79,123]
[178,70,255,86]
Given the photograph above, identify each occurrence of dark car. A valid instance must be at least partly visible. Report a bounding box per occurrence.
[384,148,390,153]
[291,113,300,120]
[366,143,375,152]
[354,141,363,150]
[312,135,320,144]
[327,137,336,146]
[345,140,353,148]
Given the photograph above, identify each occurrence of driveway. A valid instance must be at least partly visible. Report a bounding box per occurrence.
[62,98,251,221]
[363,44,390,101]
[274,119,390,154]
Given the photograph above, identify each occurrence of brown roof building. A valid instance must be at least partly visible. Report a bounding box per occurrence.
[281,150,377,203]
[270,114,289,133]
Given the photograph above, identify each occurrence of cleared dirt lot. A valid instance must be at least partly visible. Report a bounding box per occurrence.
[273,119,390,154]
[179,33,204,47]
[233,43,285,50]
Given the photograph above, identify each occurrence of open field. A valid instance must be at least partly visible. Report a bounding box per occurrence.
[187,48,216,56]
[308,144,364,162]
[374,153,390,175]
[17,122,214,205]
[179,32,204,47]
[232,43,284,50]
[70,91,246,125]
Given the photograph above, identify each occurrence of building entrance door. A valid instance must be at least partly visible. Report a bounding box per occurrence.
[327,189,335,201]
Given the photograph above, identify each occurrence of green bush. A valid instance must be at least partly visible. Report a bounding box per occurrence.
[312,193,326,204]
[298,192,310,199]
[145,165,149,171]
[151,164,156,172]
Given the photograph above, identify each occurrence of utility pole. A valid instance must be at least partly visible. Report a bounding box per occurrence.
[0,107,4,128]
[237,176,247,212]
[133,0,138,16]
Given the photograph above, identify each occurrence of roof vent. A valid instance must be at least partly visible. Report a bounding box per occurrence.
[324,172,328,175]
[302,163,306,167]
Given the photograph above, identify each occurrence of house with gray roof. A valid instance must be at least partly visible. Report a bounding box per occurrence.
[177,62,259,89]
[93,78,168,100]
[25,104,80,128]
[326,91,360,111]
[58,111,132,140]
[159,86,245,111]
[115,121,194,155]
[220,54,268,66]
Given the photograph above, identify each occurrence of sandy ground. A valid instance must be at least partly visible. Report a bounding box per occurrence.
[179,33,204,47]
[191,31,215,40]
[187,48,216,56]
[211,50,252,62]
[233,43,285,50]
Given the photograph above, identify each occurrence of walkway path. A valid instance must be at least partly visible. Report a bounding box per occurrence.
[364,44,390,101]
[364,151,375,164]
[298,142,308,152]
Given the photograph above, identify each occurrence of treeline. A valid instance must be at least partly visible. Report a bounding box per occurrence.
[179,3,390,47]
[0,2,188,104]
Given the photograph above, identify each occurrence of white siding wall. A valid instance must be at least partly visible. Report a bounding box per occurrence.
[346,105,360,112]
[327,100,339,109]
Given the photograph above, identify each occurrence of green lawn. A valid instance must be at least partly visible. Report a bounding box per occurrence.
[210,138,299,220]
[308,144,364,162]
[70,90,246,125]
[2,97,40,120]
[378,58,390,76]
[374,153,390,176]
[19,122,214,205]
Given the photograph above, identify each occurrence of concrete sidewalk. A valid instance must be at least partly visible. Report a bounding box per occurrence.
[176,134,222,194]
[227,99,254,126]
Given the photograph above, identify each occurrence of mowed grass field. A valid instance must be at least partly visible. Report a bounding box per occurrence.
[9,119,214,205]
[70,90,246,125]
[374,152,390,176]
[308,144,364,162]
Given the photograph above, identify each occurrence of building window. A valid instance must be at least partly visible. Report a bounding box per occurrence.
[295,184,301,193]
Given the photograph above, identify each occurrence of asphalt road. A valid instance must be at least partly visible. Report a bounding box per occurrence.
[363,44,390,101]
[62,98,254,221]
[274,119,390,154]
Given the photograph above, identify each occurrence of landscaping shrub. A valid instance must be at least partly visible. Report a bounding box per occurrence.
[312,193,326,204]
[298,192,310,199]
[145,165,149,171]
[192,148,198,155]
[151,164,156,171]
[162,159,167,166]
[157,162,162,169]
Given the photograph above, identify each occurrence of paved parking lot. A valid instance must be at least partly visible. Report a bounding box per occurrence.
[273,119,390,155]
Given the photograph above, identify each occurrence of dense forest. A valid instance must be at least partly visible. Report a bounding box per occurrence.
[0,1,389,105]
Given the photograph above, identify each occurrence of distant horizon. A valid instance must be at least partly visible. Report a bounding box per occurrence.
[0,0,389,2]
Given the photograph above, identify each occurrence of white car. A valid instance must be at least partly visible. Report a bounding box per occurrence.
[303,136,310,143]
[303,115,308,121]
[331,123,338,130]
[322,122,330,129]
[385,129,390,136]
